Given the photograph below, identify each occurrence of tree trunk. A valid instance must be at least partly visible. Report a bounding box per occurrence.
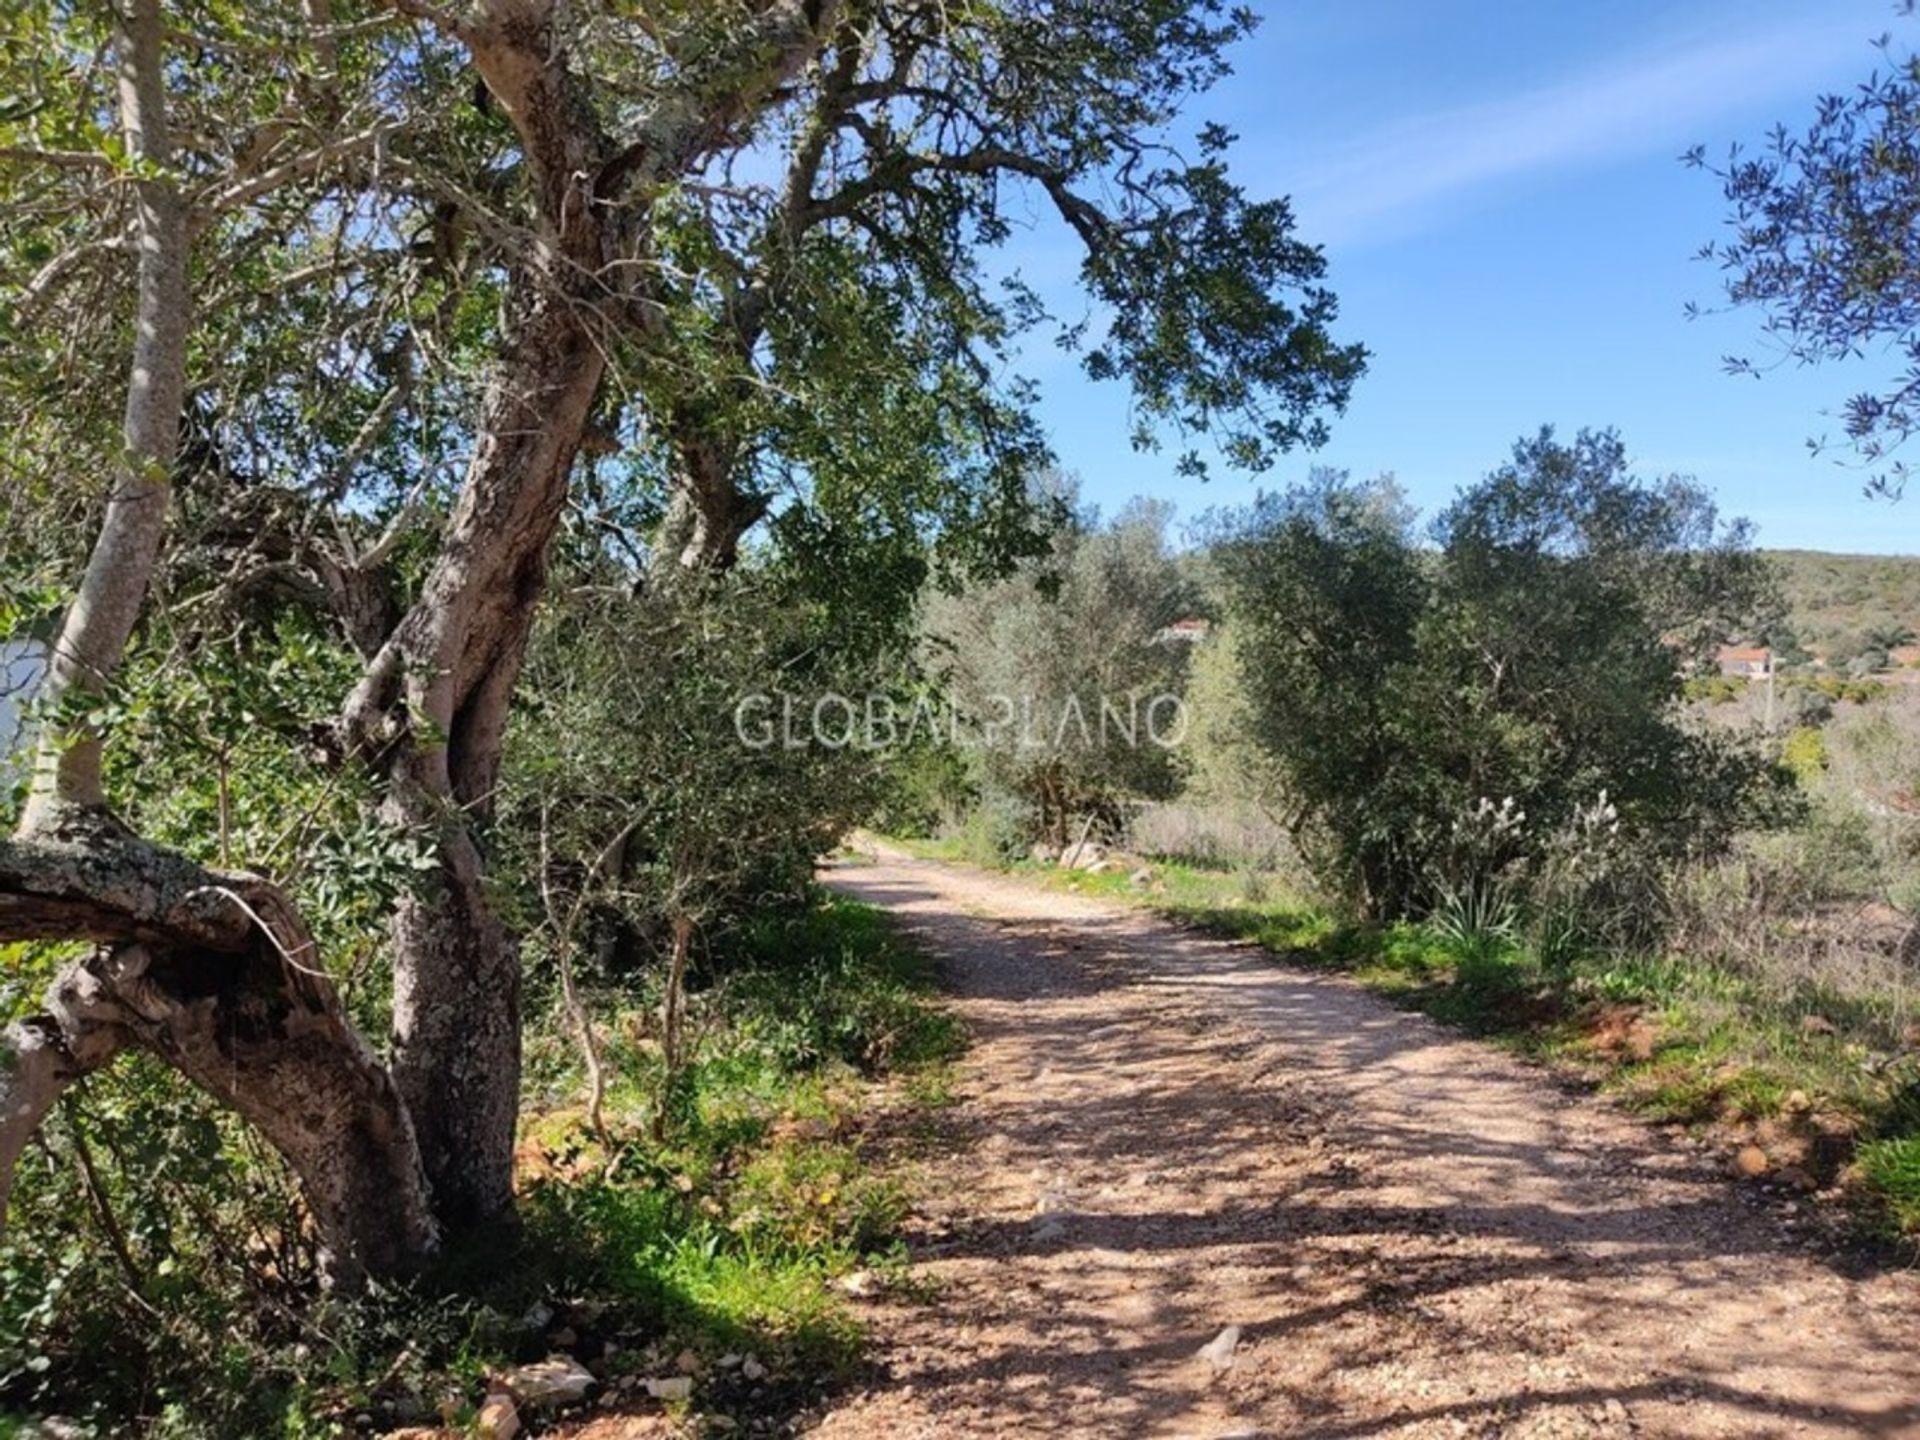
[654,912,694,1142]
[355,259,607,1233]
[340,0,835,1236]
[0,827,438,1287]
[388,834,525,1233]
[20,0,187,829]
[655,431,768,580]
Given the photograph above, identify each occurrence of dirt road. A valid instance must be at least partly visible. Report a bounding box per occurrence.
[812,847,1920,1439]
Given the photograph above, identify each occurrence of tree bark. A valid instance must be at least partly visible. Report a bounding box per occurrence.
[0,826,438,1287]
[655,431,769,579]
[348,243,609,1233]
[21,0,187,828]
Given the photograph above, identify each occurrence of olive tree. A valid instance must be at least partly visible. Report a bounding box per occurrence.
[1691,20,1920,497]
[0,0,1362,1282]
[1218,431,1779,922]
[924,495,1196,846]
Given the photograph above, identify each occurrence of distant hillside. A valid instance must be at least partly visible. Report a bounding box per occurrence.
[1764,550,1920,664]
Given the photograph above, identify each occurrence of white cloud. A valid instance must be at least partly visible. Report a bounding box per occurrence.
[1290,13,1876,247]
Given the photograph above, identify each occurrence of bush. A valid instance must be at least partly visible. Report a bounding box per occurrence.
[939,789,1038,868]
[1781,725,1830,784]
[1213,430,1784,924]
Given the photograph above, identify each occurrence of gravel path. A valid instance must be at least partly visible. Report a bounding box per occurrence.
[809,847,1920,1440]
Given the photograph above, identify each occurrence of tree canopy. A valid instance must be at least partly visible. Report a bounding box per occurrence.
[1215,430,1780,921]
[1692,21,1920,498]
[0,0,1363,1289]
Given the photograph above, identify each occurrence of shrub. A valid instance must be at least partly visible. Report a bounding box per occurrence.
[1214,430,1785,924]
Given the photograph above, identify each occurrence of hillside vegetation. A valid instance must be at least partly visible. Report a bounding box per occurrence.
[893,438,1920,1246]
[1768,549,1920,664]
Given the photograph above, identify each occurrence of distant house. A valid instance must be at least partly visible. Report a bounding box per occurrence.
[1156,617,1212,645]
[1715,645,1773,680]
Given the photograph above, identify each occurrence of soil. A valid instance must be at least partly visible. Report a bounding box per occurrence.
[794,846,1920,1439]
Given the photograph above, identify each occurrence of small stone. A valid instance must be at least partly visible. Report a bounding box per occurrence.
[741,1357,768,1382]
[505,1356,597,1409]
[1776,1165,1817,1192]
[1784,1088,1812,1112]
[644,1376,694,1402]
[476,1393,520,1440]
[676,1348,703,1375]
[520,1302,554,1331]
[1197,1325,1242,1372]
[836,1269,876,1297]
[1129,867,1153,888]
[1733,1145,1770,1178]
[717,1352,744,1369]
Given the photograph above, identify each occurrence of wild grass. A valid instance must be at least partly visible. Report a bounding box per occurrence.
[0,895,960,1437]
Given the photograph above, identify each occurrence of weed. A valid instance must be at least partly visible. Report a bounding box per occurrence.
[0,896,958,1436]
[1858,1138,1920,1232]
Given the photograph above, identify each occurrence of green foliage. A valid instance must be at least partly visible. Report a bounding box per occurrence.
[1216,430,1784,924]
[1206,469,1427,911]
[1695,41,1920,496]
[920,490,1196,846]
[1788,673,1892,706]
[1858,1138,1920,1234]
[619,0,1364,549]
[1761,551,1920,663]
[725,903,965,1076]
[1177,620,1292,823]
[514,895,958,1361]
[1,897,954,1433]
[1781,726,1831,786]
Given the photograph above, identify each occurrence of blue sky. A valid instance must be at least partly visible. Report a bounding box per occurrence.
[1013,0,1920,554]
